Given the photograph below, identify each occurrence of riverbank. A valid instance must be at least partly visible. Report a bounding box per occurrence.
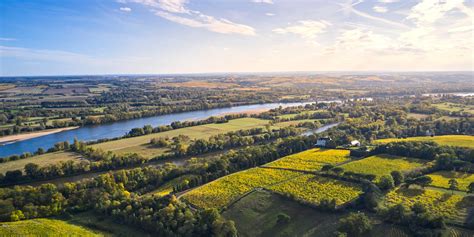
[0,127,79,145]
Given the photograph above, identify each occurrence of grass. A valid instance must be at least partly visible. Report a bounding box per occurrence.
[263,148,351,172]
[276,110,322,119]
[91,118,271,158]
[374,135,474,148]
[145,174,199,197]
[427,171,474,192]
[340,154,427,181]
[268,174,363,207]
[273,119,318,128]
[182,168,302,209]
[0,218,102,236]
[407,113,430,119]
[384,187,474,223]
[223,190,411,237]
[433,102,474,114]
[0,151,86,174]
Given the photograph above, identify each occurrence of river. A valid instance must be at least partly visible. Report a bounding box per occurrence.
[0,102,313,158]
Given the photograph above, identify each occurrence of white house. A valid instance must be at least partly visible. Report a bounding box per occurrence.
[350,140,361,147]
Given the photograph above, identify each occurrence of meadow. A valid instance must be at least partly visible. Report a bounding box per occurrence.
[340,154,427,181]
[263,148,351,172]
[91,118,271,158]
[0,218,102,236]
[384,187,473,223]
[0,151,86,174]
[374,135,474,148]
[432,102,474,114]
[427,171,474,192]
[268,174,363,207]
[182,168,302,209]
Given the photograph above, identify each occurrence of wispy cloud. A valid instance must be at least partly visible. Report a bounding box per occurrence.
[373,6,388,13]
[0,45,94,62]
[273,20,331,43]
[338,0,408,29]
[119,0,256,35]
[266,13,275,16]
[0,38,16,41]
[252,0,273,4]
[119,7,132,12]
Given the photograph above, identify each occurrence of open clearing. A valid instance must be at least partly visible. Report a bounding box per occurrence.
[340,154,427,181]
[263,148,351,172]
[433,102,474,114]
[0,218,102,236]
[427,171,474,192]
[0,151,86,174]
[91,118,270,158]
[374,135,474,148]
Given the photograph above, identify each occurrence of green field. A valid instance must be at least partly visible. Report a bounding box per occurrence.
[182,168,302,209]
[223,190,411,237]
[0,151,86,174]
[374,135,474,148]
[433,102,474,114]
[263,148,351,172]
[91,118,271,158]
[427,171,474,192]
[276,110,322,119]
[385,187,474,223]
[0,218,102,236]
[340,154,427,181]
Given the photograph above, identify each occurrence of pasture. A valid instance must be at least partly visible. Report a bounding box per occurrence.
[0,219,102,236]
[427,171,474,192]
[0,151,86,174]
[263,148,351,172]
[91,118,270,158]
[340,154,427,181]
[374,135,474,148]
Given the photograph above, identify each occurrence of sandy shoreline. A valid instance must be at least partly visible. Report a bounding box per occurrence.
[0,127,79,145]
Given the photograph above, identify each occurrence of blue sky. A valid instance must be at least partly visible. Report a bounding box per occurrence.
[1,0,473,76]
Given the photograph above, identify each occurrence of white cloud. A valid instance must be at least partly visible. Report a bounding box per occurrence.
[0,45,95,62]
[119,0,255,36]
[120,7,132,12]
[0,38,16,41]
[266,13,275,16]
[378,0,399,3]
[252,0,273,4]
[407,0,466,26]
[273,20,331,39]
[373,6,388,13]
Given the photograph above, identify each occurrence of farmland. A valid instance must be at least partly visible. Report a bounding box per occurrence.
[384,187,474,223]
[263,148,351,172]
[0,218,102,236]
[427,171,474,192]
[91,118,271,158]
[432,102,474,114]
[0,151,85,174]
[182,168,302,209]
[268,174,363,207]
[374,135,474,148]
[340,154,428,180]
[145,174,199,197]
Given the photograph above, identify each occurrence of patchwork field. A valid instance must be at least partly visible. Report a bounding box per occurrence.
[268,174,363,207]
[340,154,427,181]
[182,168,302,209]
[91,118,271,158]
[385,187,474,223]
[427,171,474,192]
[263,148,351,172]
[374,135,474,148]
[433,102,474,114]
[0,151,86,174]
[0,218,102,236]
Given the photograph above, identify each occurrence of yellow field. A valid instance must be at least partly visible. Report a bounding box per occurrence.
[427,171,474,192]
[0,218,102,236]
[268,174,363,207]
[374,135,474,148]
[182,168,302,209]
[385,187,473,222]
[340,154,427,181]
[146,174,198,197]
[263,148,351,172]
[91,118,270,158]
[0,151,86,174]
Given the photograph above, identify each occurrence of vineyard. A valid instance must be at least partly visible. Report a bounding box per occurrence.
[427,171,474,192]
[182,168,302,209]
[268,174,363,207]
[374,135,474,149]
[0,219,101,236]
[263,148,351,172]
[340,154,427,181]
[384,187,473,222]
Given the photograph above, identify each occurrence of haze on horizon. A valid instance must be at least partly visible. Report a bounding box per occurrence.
[0,0,473,76]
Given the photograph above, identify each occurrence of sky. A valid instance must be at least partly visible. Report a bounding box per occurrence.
[0,0,473,76]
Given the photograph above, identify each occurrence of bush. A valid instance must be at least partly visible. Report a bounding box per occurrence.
[277,213,291,225]
[337,212,372,237]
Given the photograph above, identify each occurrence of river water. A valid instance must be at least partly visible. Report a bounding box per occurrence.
[0,102,312,158]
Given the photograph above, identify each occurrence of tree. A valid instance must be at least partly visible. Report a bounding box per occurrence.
[331,167,344,176]
[321,164,334,172]
[414,176,432,188]
[390,171,404,186]
[337,212,372,237]
[448,179,458,194]
[276,213,291,225]
[468,182,474,194]
[24,163,39,178]
[10,210,25,221]
[377,175,395,190]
